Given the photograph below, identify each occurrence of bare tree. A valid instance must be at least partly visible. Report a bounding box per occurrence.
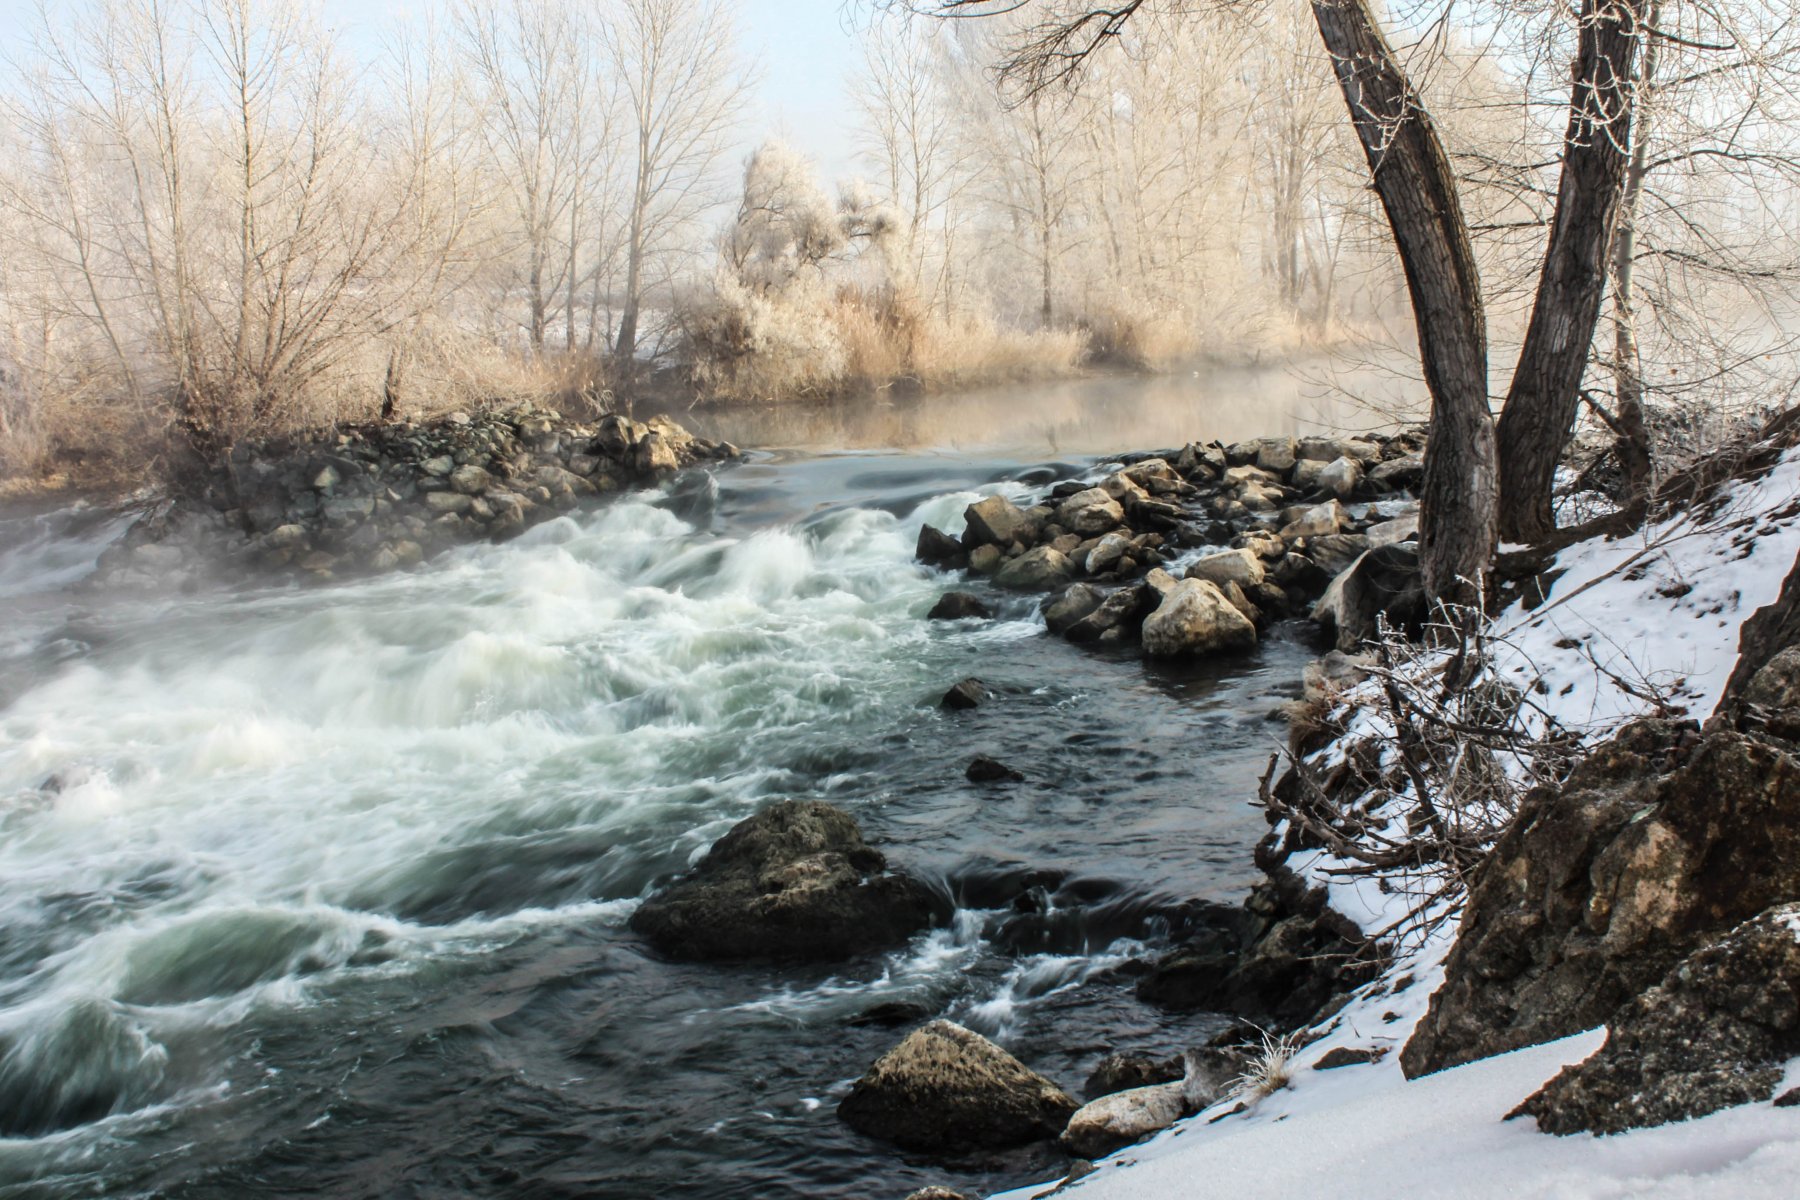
[602,0,750,396]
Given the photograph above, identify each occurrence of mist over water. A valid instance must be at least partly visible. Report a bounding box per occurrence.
[0,373,1400,1198]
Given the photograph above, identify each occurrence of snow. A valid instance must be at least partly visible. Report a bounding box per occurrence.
[991,450,1800,1200]
[994,1027,1800,1200]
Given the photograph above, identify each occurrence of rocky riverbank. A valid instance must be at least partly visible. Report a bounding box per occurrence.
[90,405,738,590]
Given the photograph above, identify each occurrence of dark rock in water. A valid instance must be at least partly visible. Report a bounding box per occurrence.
[628,800,938,963]
[848,1000,934,1028]
[1042,583,1106,635]
[904,1189,969,1200]
[1137,914,1363,1026]
[838,1020,1079,1151]
[1403,718,1800,1078]
[1515,903,1800,1135]
[941,678,988,711]
[916,524,968,568]
[1065,583,1156,644]
[927,591,992,621]
[966,755,1024,783]
[1312,541,1426,652]
[1085,1052,1185,1100]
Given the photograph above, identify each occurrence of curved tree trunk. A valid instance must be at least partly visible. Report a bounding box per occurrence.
[1495,0,1646,543]
[1310,0,1496,607]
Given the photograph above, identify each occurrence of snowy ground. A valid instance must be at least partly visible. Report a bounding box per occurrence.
[994,449,1800,1199]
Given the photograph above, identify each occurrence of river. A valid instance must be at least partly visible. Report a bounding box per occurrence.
[0,366,1419,1199]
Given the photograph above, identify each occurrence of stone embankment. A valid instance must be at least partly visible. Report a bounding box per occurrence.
[95,406,737,589]
[915,431,1426,658]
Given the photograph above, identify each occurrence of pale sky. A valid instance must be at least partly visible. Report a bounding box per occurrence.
[0,0,871,181]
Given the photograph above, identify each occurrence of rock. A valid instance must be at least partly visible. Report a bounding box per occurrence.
[1138,911,1366,1025]
[420,455,455,477]
[1740,645,1800,740]
[1057,488,1125,536]
[838,1020,1079,1151]
[1224,464,1276,488]
[1317,456,1362,499]
[941,679,988,711]
[627,800,938,962]
[1185,548,1265,589]
[593,413,640,458]
[266,524,308,550]
[1254,438,1297,474]
[917,524,968,568]
[1314,1046,1386,1070]
[1085,532,1133,574]
[1401,720,1800,1078]
[1302,651,1373,703]
[1296,436,1356,463]
[1085,1052,1184,1100]
[994,546,1075,590]
[1061,1081,1188,1158]
[1368,454,1424,491]
[1141,579,1257,658]
[1515,904,1800,1135]
[424,491,473,515]
[312,464,341,491]
[963,495,1036,549]
[1043,584,1106,635]
[967,755,1024,783]
[904,1190,969,1200]
[1143,567,1179,597]
[1065,584,1156,644]
[448,464,491,495]
[1279,501,1345,540]
[632,432,679,475]
[968,544,1004,575]
[1303,533,1372,579]
[1366,513,1420,547]
[1312,542,1425,652]
[927,592,992,621]
[1098,473,1150,506]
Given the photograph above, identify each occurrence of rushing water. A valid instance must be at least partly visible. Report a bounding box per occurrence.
[0,371,1417,1199]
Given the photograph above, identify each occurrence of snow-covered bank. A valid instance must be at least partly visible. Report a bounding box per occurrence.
[994,1026,1800,1200]
[991,451,1800,1199]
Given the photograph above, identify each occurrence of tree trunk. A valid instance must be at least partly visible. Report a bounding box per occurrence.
[1495,0,1646,542]
[1607,3,1660,510]
[1310,0,1496,607]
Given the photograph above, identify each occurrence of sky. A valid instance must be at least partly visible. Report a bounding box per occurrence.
[0,0,871,183]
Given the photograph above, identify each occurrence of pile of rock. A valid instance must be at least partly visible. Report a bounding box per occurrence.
[96,406,737,587]
[914,431,1425,661]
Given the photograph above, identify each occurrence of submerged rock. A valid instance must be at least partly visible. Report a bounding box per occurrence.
[628,801,938,962]
[941,678,988,711]
[1516,903,1800,1135]
[838,1020,1079,1151]
[966,755,1024,783]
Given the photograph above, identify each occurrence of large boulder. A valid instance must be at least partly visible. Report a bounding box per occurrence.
[629,801,939,962]
[838,1021,1079,1151]
[1402,719,1800,1077]
[963,496,1036,549]
[994,546,1075,590]
[1140,579,1257,658]
[1516,903,1800,1135]
[916,524,967,568]
[1057,488,1125,536]
[1316,457,1362,499]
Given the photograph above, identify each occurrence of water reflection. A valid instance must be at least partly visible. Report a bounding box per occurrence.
[647,358,1425,458]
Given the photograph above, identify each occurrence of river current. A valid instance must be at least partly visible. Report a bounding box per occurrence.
[0,367,1416,1198]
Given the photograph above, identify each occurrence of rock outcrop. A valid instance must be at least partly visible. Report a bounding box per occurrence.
[838,1021,1079,1151]
[628,801,939,962]
[1402,716,1800,1077]
[1516,903,1800,1135]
